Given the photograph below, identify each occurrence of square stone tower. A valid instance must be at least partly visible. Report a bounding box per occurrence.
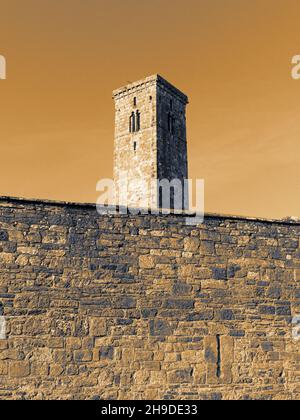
[113,74,189,210]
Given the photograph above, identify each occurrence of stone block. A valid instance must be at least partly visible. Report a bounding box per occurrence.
[134,370,150,385]
[187,311,214,321]
[134,350,153,362]
[9,361,30,378]
[212,267,227,280]
[114,297,136,309]
[220,336,234,384]
[48,337,64,349]
[259,306,276,315]
[74,350,93,363]
[181,350,198,363]
[99,346,114,360]
[178,265,194,277]
[0,231,9,241]
[90,318,107,337]
[150,320,173,337]
[184,237,200,252]
[218,309,235,321]
[200,241,215,255]
[139,255,156,269]
[164,299,194,310]
[50,364,64,377]
[66,337,82,350]
[0,361,8,375]
[172,282,192,295]
[167,368,193,384]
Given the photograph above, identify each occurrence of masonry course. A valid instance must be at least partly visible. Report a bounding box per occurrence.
[0,196,299,400]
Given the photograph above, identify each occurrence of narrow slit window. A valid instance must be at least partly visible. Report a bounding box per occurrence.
[216,335,221,378]
[168,112,172,133]
[133,97,137,107]
[134,141,137,152]
[172,116,175,135]
[168,112,175,134]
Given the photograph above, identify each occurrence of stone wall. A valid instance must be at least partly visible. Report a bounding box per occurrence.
[0,197,299,400]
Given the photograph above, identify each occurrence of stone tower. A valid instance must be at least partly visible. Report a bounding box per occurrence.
[113,74,189,210]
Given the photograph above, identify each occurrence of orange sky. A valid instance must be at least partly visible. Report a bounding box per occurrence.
[0,0,300,218]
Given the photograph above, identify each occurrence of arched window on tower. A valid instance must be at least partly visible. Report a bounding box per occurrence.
[129,112,136,133]
[130,111,141,133]
[136,110,140,132]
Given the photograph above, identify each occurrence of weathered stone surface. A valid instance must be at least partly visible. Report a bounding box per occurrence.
[74,350,93,363]
[0,230,9,241]
[0,361,8,375]
[0,197,299,400]
[150,320,173,337]
[139,255,156,269]
[167,368,193,384]
[99,346,114,360]
[90,318,107,337]
[9,361,30,378]
[184,238,200,252]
